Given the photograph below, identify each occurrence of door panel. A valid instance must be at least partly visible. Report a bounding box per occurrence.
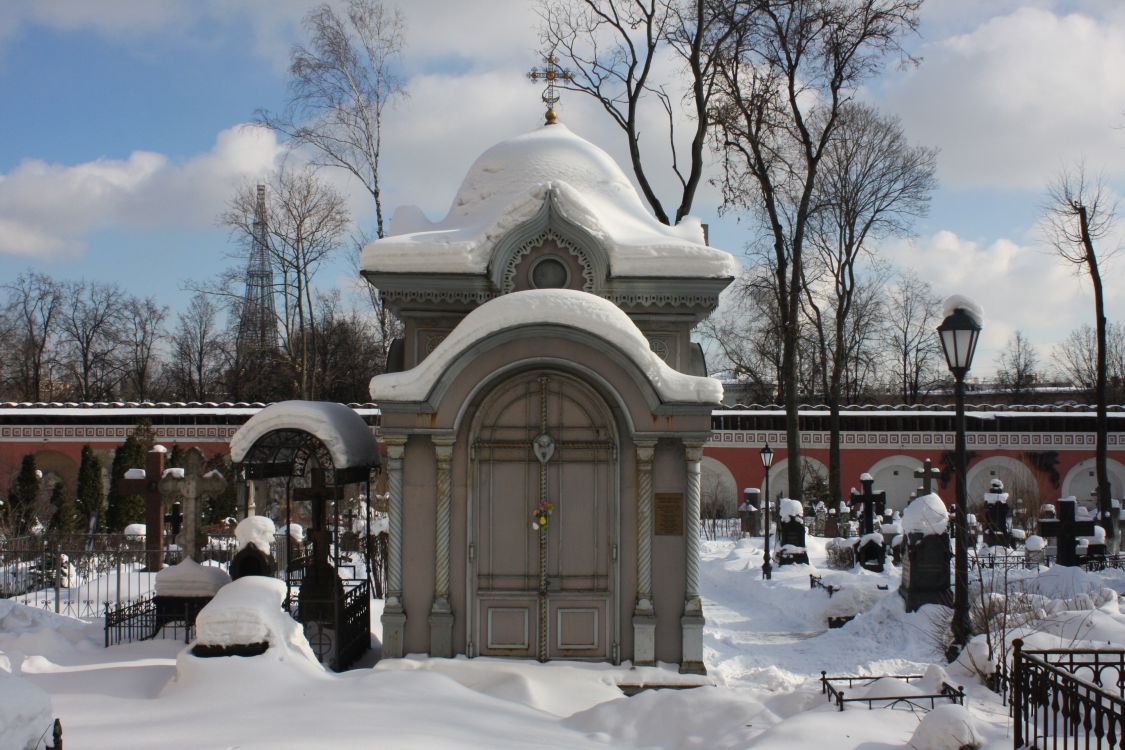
[469,372,617,661]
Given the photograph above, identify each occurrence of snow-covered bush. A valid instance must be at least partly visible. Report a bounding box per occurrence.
[909,704,983,750]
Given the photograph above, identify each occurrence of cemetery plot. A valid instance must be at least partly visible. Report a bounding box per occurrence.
[819,671,966,712]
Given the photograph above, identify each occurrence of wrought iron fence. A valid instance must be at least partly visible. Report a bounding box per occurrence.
[1009,639,1125,749]
[104,594,199,646]
[701,517,741,540]
[819,671,965,712]
[0,534,175,619]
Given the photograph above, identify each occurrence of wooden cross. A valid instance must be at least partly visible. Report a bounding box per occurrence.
[850,474,886,536]
[527,52,572,124]
[1038,498,1096,567]
[115,446,167,571]
[914,458,941,498]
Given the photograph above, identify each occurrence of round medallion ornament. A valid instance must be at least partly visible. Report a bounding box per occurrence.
[531,257,570,289]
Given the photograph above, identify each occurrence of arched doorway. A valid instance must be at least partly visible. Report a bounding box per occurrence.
[466,370,619,662]
[1061,457,1125,508]
[867,455,926,511]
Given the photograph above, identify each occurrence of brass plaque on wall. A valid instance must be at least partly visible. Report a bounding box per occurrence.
[654,492,684,536]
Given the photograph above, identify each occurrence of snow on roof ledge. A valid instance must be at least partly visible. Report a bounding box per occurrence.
[230,401,379,470]
[370,289,724,405]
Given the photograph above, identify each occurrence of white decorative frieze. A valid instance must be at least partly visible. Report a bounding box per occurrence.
[705,430,1121,451]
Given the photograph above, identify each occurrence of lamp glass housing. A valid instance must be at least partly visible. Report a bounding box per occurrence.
[937,308,981,375]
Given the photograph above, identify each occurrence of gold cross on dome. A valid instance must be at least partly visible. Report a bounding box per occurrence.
[527,52,572,124]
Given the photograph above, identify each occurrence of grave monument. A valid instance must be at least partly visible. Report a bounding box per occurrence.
[360,92,735,673]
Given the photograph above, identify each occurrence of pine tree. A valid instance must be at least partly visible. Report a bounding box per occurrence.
[48,482,77,534]
[167,443,185,469]
[75,445,105,533]
[10,454,39,535]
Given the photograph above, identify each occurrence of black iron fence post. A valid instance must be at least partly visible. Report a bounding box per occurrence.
[1011,638,1023,749]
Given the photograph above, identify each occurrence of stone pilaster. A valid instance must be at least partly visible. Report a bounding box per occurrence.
[429,437,455,657]
[681,441,706,675]
[632,441,656,667]
[381,436,407,658]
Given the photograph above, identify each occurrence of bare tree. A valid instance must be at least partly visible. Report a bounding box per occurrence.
[540,0,734,224]
[709,0,922,499]
[995,330,1040,403]
[167,294,229,402]
[1053,322,1125,402]
[882,271,942,403]
[56,280,125,401]
[1044,164,1118,544]
[699,267,785,402]
[313,293,387,402]
[258,0,405,240]
[802,103,935,498]
[223,165,350,399]
[1,272,63,401]
[121,296,167,401]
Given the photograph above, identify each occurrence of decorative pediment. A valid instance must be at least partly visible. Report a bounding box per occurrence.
[488,186,609,295]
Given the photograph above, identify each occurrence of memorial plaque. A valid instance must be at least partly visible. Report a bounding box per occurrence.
[654,492,684,536]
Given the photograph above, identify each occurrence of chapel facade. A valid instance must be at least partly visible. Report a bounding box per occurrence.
[362,119,735,672]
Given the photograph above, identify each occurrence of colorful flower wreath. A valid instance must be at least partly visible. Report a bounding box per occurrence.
[531,499,554,532]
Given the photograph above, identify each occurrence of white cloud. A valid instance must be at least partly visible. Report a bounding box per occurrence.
[881,228,1125,377]
[0,124,284,259]
[885,5,1125,190]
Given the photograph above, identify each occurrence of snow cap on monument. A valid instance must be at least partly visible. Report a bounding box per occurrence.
[362,123,737,279]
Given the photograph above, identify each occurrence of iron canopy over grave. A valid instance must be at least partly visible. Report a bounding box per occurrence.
[230,401,380,671]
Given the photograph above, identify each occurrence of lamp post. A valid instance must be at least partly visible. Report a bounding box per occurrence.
[760,443,774,580]
[937,303,982,661]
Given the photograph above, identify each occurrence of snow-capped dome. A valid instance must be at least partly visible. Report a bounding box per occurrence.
[361,124,736,279]
[447,123,646,224]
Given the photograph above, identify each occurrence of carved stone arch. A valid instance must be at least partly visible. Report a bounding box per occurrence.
[488,187,610,294]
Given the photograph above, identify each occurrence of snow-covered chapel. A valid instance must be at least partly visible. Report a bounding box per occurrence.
[363,117,736,672]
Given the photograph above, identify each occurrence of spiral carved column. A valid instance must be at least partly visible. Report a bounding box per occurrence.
[381,436,408,658]
[429,437,455,657]
[680,441,706,675]
[633,441,657,667]
[683,442,703,611]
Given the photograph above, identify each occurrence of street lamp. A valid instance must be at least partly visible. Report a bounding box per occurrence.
[937,302,982,661]
[760,443,774,581]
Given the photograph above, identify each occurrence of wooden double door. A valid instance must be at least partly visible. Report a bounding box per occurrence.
[468,371,619,661]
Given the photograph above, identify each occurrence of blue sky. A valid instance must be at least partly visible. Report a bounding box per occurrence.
[1,0,1123,380]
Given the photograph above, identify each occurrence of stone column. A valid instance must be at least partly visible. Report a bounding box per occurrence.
[381,436,407,658]
[429,437,455,657]
[681,441,706,675]
[632,441,657,666]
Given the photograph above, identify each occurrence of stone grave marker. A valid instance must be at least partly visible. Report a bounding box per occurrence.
[982,478,1011,548]
[776,498,809,565]
[1039,497,1096,567]
[159,447,227,561]
[898,492,952,611]
[851,474,886,573]
[739,488,760,536]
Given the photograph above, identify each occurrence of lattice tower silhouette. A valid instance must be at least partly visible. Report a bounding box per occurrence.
[236,184,279,362]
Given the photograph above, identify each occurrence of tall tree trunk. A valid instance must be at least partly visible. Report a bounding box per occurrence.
[1080,205,1113,542]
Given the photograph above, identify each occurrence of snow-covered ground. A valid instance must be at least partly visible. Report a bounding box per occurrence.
[4,534,1125,749]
